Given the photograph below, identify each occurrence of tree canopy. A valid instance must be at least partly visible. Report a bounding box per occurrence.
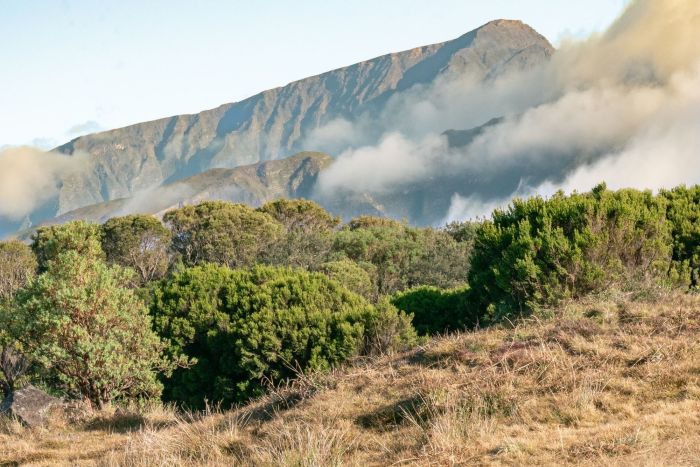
[0,240,36,302]
[7,252,177,408]
[102,214,172,285]
[164,202,283,268]
[31,221,104,271]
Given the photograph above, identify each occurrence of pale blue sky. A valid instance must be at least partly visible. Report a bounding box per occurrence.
[0,0,629,148]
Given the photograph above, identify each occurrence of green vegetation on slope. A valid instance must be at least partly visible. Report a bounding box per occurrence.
[1,183,700,416]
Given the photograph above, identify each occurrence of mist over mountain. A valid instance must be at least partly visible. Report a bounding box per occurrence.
[313,0,700,224]
[0,19,552,236]
[27,152,332,231]
[1,0,699,236]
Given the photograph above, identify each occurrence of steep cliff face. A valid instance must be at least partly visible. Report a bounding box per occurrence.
[53,20,553,216]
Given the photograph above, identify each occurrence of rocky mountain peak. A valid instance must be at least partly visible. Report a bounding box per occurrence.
[1,20,555,237]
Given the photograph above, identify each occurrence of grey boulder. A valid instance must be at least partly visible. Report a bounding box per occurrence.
[0,385,63,428]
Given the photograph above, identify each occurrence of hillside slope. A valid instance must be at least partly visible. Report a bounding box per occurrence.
[3,292,699,465]
[51,20,552,217]
[13,114,519,234]
[28,152,332,228]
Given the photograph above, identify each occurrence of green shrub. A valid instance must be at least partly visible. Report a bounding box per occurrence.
[163,201,283,268]
[468,184,672,323]
[6,252,176,408]
[317,259,376,301]
[362,299,420,356]
[391,285,473,335]
[151,264,412,408]
[661,185,700,287]
[31,221,104,271]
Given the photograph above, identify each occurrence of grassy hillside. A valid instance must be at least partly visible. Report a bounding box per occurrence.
[3,291,699,466]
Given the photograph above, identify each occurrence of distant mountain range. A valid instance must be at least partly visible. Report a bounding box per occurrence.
[2,20,554,237]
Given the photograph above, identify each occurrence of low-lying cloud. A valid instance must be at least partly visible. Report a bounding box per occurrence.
[312,0,700,224]
[0,147,87,220]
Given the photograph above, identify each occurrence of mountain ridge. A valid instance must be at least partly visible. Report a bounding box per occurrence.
[17,151,333,236]
[53,20,552,209]
[0,19,554,237]
[55,18,539,151]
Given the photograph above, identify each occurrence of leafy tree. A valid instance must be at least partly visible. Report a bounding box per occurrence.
[7,251,178,408]
[163,201,283,268]
[408,228,471,289]
[0,300,30,397]
[468,185,672,322]
[331,222,418,295]
[0,342,30,397]
[258,199,338,269]
[258,199,339,233]
[317,259,376,301]
[392,286,473,335]
[332,218,470,295]
[0,241,36,395]
[0,240,36,301]
[347,216,404,231]
[263,230,333,270]
[31,221,103,271]
[444,220,480,246]
[102,215,172,285]
[151,264,413,407]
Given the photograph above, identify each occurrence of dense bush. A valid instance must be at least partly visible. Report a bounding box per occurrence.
[11,183,700,407]
[331,217,470,296]
[31,221,104,271]
[317,259,376,301]
[392,286,473,335]
[468,184,672,322]
[164,201,283,268]
[151,264,412,408]
[102,215,172,285]
[362,298,419,356]
[661,185,700,288]
[0,240,36,301]
[5,252,177,408]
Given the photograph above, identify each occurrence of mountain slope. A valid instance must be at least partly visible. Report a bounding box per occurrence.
[53,20,553,217]
[30,152,332,228]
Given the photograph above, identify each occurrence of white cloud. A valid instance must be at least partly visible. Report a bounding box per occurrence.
[0,147,88,220]
[311,0,700,224]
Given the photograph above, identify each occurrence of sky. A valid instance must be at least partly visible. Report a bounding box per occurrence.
[0,0,630,149]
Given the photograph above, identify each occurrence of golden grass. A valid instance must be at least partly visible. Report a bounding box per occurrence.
[2,291,700,466]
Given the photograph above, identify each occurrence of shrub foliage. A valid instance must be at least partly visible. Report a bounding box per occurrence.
[468,184,672,322]
[151,265,391,407]
[7,252,176,408]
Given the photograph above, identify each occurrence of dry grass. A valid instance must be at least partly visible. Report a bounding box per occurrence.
[2,291,700,466]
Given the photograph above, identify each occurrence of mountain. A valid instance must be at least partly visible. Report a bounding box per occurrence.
[26,114,526,232]
[26,152,332,230]
[1,20,554,237]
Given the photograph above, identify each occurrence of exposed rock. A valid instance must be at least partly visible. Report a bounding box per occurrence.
[0,20,553,238]
[18,152,333,235]
[0,385,63,428]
